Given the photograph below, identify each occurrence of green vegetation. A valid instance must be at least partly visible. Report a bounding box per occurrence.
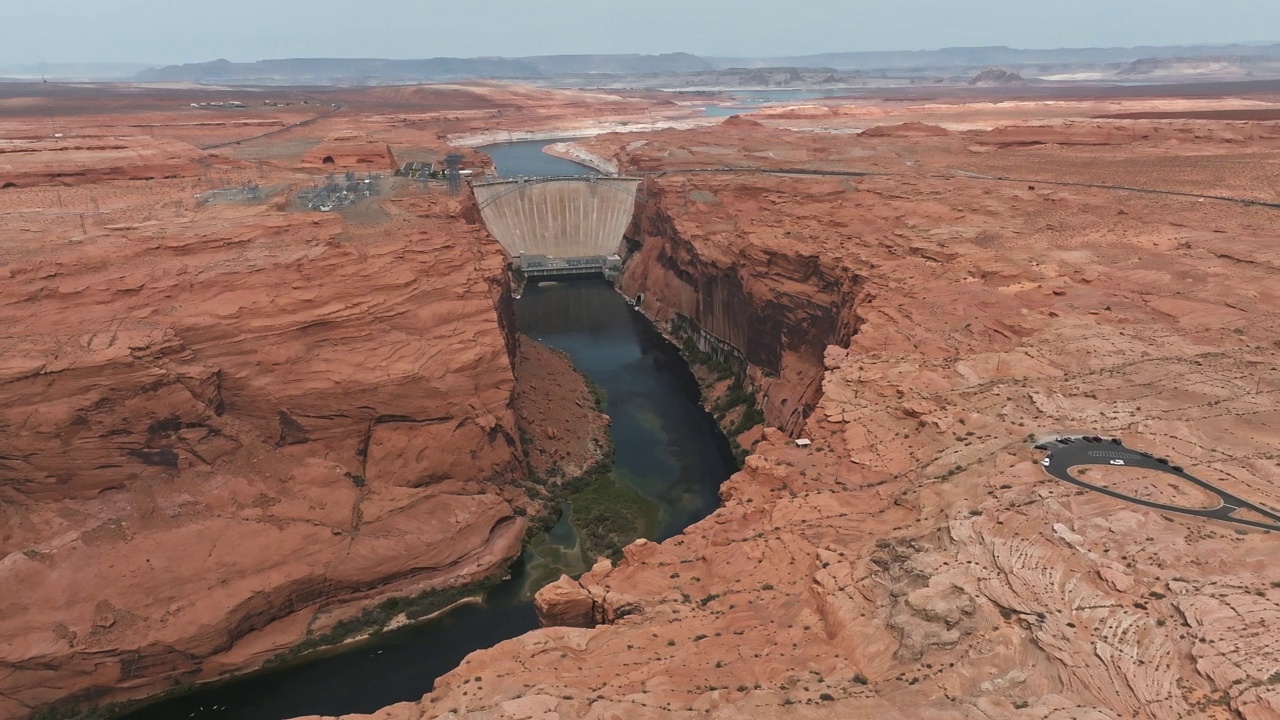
[568,469,660,562]
[514,357,657,564]
[27,705,122,720]
[518,439,616,543]
[673,326,765,468]
[680,335,738,382]
[586,377,608,410]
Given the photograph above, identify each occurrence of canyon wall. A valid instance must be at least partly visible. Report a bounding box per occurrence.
[0,174,529,716]
[618,178,866,434]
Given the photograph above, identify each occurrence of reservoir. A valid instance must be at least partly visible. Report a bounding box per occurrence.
[483,139,595,177]
[113,143,735,720]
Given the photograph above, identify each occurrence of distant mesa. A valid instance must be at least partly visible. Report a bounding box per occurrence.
[968,67,1026,85]
[135,53,714,84]
[1116,56,1261,76]
[721,115,765,128]
[859,122,952,138]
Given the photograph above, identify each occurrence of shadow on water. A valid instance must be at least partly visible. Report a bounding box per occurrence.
[113,280,735,720]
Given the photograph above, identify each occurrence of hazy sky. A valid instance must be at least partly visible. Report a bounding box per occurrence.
[6,0,1280,66]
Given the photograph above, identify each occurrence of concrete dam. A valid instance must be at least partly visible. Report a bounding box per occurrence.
[472,176,642,278]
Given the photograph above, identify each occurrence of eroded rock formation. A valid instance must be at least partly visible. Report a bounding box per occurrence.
[0,172,527,717]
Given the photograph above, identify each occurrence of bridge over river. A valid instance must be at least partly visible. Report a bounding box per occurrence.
[472,175,642,279]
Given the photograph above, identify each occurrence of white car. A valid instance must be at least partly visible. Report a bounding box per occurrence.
[1110,459,1125,466]
[1041,457,1051,467]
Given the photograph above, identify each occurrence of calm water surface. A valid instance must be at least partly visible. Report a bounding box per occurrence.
[481,139,597,177]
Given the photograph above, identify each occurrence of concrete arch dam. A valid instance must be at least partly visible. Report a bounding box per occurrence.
[473,176,642,278]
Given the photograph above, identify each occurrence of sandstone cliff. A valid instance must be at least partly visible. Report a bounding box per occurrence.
[0,173,528,716]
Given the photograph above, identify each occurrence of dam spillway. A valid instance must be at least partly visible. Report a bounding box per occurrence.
[472,176,642,277]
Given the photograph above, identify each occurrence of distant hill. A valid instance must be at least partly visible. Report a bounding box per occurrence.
[1117,55,1280,76]
[711,43,1280,71]
[117,43,1280,86]
[968,67,1026,85]
[136,53,713,84]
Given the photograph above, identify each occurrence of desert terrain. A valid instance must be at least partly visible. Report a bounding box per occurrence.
[2,78,1280,720]
[0,82,667,718]
[328,94,1280,719]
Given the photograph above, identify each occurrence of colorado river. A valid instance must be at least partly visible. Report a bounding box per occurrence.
[113,143,735,720]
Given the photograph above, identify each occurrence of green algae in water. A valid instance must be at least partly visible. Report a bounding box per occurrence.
[570,467,661,562]
[518,468,661,594]
[519,501,589,596]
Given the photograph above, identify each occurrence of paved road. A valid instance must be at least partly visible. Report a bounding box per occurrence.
[201,101,343,151]
[638,167,1279,210]
[952,170,1280,211]
[1037,436,1280,532]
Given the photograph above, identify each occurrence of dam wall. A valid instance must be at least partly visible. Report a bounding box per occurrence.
[473,177,641,260]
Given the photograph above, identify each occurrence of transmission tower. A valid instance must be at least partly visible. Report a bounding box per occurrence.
[446,154,464,195]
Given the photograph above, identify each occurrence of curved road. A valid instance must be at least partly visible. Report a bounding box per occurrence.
[1037,436,1280,532]
[951,170,1280,211]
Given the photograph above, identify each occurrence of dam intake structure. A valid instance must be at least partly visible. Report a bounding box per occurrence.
[472,175,642,279]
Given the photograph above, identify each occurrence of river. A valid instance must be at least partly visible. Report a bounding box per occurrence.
[112,142,735,720]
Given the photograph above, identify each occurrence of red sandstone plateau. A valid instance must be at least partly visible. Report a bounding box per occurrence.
[4,80,1280,720]
[0,82,671,718]
[318,97,1279,719]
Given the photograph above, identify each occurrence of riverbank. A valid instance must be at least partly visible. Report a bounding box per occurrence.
[446,117,716,148]
[542,142,619,173]
[513,335,612,484]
